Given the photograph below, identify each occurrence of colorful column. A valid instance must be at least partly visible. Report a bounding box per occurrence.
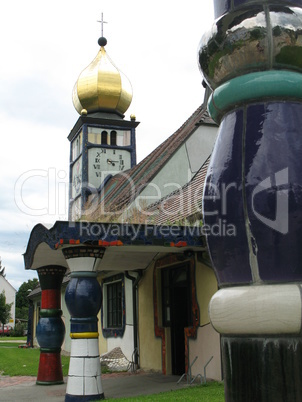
[62,245,105,401]
[36,266,66,385]
[199,1,302,401]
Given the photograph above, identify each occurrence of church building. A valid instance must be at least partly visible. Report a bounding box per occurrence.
[25,26,221,401]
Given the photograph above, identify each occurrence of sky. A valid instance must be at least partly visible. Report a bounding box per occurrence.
[0,0,214,290]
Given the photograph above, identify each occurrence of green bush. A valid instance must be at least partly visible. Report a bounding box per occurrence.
[10,321,26,337]
[15,307,29,320]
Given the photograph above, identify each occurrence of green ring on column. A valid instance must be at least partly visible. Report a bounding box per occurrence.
[208,71,302,124]
[40,309,62,318]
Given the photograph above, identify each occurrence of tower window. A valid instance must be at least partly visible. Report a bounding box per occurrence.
[101,130,108,145]
[110,130,117,146]
[72,130,83,161]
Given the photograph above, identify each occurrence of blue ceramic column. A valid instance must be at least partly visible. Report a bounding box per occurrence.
[199,1,302,401]
[62,245,105,401]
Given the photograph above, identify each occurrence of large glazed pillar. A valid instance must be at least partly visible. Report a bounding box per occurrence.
[36,266,66,385]
[62,245,105,401]
[199,1,302,401]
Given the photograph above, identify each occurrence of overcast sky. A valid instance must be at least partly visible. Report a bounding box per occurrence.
[0,0,214,290]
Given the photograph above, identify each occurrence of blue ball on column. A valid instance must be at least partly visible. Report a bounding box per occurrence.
[36,316,65,349]
[65,276,102,318]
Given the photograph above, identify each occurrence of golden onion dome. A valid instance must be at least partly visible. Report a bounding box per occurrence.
[72,37,133,115]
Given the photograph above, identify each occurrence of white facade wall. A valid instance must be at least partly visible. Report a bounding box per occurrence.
[185,125,217,173]
[107,325,134,361]
[121,125,217,219]
[189,324,222,381]
[138,145,192,203]
[0,276,16,328]
[101,276,135,360]
[138,125,217,205]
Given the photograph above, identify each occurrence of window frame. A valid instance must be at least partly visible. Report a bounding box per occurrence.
[106,280,123,329]
[101,274,126,338]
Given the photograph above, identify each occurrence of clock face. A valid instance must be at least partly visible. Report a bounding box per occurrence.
[88,148,131,188]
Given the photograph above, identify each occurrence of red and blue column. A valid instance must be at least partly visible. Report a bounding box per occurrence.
[199,0,302,400]
[36,265,66,385]
[62,245,105,401]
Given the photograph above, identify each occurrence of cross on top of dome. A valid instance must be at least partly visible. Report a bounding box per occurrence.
[97,12,107,38]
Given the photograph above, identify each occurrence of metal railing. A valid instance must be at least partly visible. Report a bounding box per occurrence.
[177,355,213,385]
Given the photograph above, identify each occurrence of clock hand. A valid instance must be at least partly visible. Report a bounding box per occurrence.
[107,159,119,166]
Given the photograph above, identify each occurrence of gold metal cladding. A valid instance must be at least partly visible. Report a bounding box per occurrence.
[73,47,132,115]
[198,5,302,90]
[72,82,83,113]
[70,332,99,339]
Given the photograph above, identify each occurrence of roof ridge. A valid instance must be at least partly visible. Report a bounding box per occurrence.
[147,155,211,211]
[87,104,211,218]
[105,105,208,204]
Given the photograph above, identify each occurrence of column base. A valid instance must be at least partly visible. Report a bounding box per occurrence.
[66,338,104,400]
[37,380,65,386]
[36,351,64,385]
[222,336,302,402]
[65,393,104,401]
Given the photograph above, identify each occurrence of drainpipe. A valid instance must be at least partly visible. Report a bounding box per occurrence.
[125,270,143,368]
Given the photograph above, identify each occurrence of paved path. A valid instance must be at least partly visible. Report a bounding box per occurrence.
[0,340,26,343]
[0,372,188,401]
[0,375,36,388]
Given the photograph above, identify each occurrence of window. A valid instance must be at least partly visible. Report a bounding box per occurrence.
[87,127,131,146]
[101,130,108,145]
[102,274,125,338]
[72,131,83,161]
[110,130,117,146]
[106,281,122,328]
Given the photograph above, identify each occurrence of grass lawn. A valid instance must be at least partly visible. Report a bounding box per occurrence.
[105,382,225,401]
[0,336,26,341]
[0,342,70,376]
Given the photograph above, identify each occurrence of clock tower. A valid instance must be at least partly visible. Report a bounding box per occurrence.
[68,32,139,220]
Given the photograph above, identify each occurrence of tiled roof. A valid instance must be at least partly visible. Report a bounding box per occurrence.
[87,105,215,219]
[146,156,210,225]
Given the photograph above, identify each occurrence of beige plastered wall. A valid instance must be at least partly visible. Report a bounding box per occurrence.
[189,258,221,380]
[137,256,221,378]
[138,261,162,372]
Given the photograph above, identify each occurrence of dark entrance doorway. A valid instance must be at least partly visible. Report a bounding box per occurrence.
[162,264,192,375]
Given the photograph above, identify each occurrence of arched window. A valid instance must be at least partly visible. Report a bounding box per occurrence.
[101,130,108,145]
[110,130,117,146]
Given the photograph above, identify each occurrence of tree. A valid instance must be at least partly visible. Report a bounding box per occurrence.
[15,278,39,320]
[16,278,39,309]
[0,291,12,332]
